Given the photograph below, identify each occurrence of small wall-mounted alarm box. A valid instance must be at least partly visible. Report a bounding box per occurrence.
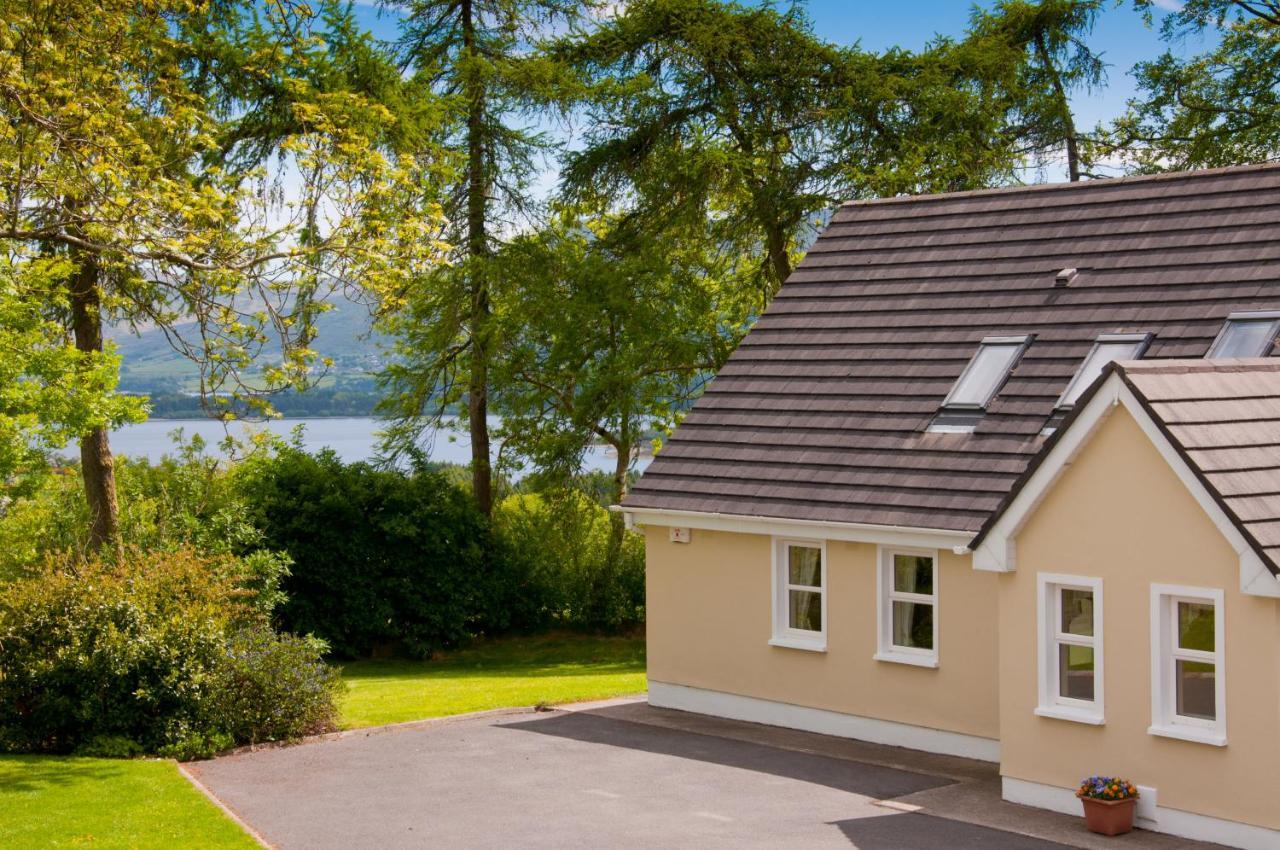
[669,527,692,544]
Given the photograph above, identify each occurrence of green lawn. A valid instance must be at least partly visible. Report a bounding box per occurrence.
[338,632,647,728]
[0,755,259,849]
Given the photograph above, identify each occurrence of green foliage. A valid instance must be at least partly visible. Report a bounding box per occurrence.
[556,0,1031,307]
[967,0,1109,180]
[0,258,144,486]
[0,548,337,757]
[492,212,735,495]
[495,491,645,631]
[0,437,289,611]
[204,628,341,748]
[1115,0,1280,168]
[237,447,545,657]
[376,0,594,513]
[0,0,447,406]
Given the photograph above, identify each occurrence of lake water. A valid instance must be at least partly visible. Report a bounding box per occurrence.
[109,417,649,477]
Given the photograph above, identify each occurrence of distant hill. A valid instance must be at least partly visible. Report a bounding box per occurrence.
[110,299,388,397]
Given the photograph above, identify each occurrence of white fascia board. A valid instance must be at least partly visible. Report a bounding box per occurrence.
[974,374,1280,598]
[973,375,1125,572]
[618,506,970,551]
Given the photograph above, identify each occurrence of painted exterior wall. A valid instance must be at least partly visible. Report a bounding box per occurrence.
[999,406,1280,829]
[644,526,1000,741]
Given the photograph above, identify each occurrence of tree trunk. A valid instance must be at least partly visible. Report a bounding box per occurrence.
[461,0,493,515]
[69,251,122,553]
[765,223,792,298]
[1034,32,1081,182]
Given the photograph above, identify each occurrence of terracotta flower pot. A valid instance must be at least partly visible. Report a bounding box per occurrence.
[1081,797,1136,836]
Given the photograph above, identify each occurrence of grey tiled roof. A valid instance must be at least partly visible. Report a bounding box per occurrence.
[1119,359,1280,574]
[624,163,1280,533]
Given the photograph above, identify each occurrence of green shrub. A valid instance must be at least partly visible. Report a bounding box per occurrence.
[209,628,341,746]
[494,491,645,631]
[237,448,545,658]
[0,549,337,757]
[0,436,290,618]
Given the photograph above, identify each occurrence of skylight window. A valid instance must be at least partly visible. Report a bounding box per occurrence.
[1207,312,1280,359]
[1057,333,1152,409]
[942,336,1030,410]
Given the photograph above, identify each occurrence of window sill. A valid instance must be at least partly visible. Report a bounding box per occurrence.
[1148,723,1226,747]
[873,650,938,669]
[769,636,826,653]
[1034,705,1104,726]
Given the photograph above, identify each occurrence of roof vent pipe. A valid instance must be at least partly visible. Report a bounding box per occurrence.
[1055,268,1078,287]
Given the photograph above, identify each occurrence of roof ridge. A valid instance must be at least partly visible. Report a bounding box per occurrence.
[839,161,1280,209]
[1117,358,1280,376]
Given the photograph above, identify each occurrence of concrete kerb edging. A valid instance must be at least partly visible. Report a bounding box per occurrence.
[199,694,649,761]
[177,761,276,850]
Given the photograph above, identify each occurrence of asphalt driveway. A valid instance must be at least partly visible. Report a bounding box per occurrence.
[185,702,1088,850]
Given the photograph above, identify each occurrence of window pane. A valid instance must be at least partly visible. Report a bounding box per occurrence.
[788,546,821,588]
[1212,319,1277,358]
[1061,340,1144,406]
[893,555,934,595]
[892,601,933,649]
[947,343,1022,407]
[1177,601,1214,652]
[1058,644,1095,701]
[789,589,822,632]
[1176,660,1216,720]
[1059,589,1093,637]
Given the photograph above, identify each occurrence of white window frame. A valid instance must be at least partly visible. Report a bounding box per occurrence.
[1149,584,1226,747]
[1035,574,1104,725]
[1206,311,1280,359]
[1056,333,1152,409]
[875,546,939,668]
[941,335,1032,410]
[769,538,827,652]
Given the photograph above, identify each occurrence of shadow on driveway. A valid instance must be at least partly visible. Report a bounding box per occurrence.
[833,812,1075,849]
[501,710,952,800]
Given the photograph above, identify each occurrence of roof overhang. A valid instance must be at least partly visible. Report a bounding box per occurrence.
[970,371,1280,599]
[614,505,972,551]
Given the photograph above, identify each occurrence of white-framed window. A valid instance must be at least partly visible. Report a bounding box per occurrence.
[942,336,1031,410]
[1035,574,1104,725]
[1057,333,1152,409]
[769,538,827,652]
[1207,311,1280,358]
[1149,585,1226,746]
[875,547,938,668]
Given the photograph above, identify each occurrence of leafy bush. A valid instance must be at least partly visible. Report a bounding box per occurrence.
[237,447,545,658]
[0,436,291,615]
[208,627,341,746]
[495,491,645,631]
[0,548,338,758]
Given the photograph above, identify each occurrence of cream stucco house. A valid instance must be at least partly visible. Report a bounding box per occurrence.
[619,164,1280,849]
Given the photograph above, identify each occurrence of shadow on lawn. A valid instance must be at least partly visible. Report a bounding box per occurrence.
[0,755,136,794]
[500,710,952,800]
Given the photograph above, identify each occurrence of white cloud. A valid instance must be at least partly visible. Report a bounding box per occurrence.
[1149,0,1185,11]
